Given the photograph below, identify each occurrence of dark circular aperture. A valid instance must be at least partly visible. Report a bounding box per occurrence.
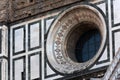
[75,29,101,62]
[66,22,102,63]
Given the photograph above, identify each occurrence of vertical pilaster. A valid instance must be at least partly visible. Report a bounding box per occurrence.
[0,25,8,80]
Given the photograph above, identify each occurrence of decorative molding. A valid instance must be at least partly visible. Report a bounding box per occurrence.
[46,5,107,74]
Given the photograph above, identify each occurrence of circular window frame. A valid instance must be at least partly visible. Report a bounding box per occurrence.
[65,22,102,63]
[46,5,107,74]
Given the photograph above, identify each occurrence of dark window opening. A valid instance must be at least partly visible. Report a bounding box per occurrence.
[29,0,33,2]
[75,29,101,62]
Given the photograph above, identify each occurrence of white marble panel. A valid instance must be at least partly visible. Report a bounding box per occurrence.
[114,31,120,54]
[46,63,55,76]
[45,18,54,33]
[97,3,106,15]
[113,0,120,24]
[30,23,40,48]
[30,54,40,79]
[14,28,24,53]
[98,46,108,62]
[14,59,24,80]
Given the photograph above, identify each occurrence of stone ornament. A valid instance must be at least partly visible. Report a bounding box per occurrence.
[46,5,107,74]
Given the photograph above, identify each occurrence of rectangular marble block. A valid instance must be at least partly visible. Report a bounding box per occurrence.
[13,26,25,54]
[14,58,25,80]
[28,21,41,50]
[29,53,41,80]
[113,0,120,25]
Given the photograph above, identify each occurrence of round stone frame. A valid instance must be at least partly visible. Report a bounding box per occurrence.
[46,5,107,74]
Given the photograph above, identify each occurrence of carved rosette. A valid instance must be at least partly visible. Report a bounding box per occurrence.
[46,5,107,74]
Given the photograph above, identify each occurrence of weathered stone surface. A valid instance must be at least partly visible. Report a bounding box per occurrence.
[0,10,7,21]
[0,0,8,22]
[0,0,7,10]
[0,0,104,22]
[11,0,81,21]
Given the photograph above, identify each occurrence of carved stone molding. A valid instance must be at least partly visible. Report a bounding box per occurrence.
[46,5,106,74]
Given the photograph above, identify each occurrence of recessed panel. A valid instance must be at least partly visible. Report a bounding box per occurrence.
[28,52,41,80]
[13,26,25,55]
[28,21,41,51]
[13,57,25,80]
[113,0,120,25]
[113,30,120,56]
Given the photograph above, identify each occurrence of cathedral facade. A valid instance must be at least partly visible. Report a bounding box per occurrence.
[0,0,120,80]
